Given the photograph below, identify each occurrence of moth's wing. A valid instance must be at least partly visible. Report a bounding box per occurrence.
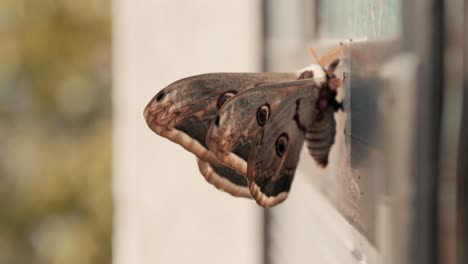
[305,106,336,167]
[207,80,322,207]
[246,83,321,207]
[144,72,296,197]
[144,72,297,164]
[197,159,251,198]
[206,67,326,176]
[206,80,318,175]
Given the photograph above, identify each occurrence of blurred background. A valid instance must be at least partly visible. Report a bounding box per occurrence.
[0,0,465,264]
[0,1,111,264]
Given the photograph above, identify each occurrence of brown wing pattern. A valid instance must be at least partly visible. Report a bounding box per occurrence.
[143,46,344,207]
[206,79,323,175]
[247,93,316,207]
[144,73,297,197]
[207,79,322,207]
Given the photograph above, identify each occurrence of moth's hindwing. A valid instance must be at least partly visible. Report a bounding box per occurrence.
[197,159,251,198]
[247,90,317,207]
[207,77,323,207]
[143,73,297,197]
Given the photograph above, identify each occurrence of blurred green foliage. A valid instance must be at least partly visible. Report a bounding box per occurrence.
[0,1,112,264]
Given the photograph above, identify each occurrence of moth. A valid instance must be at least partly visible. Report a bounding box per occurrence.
[144,46,344,207]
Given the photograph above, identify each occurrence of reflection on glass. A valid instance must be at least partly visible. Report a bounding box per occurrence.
[319,0,401,39]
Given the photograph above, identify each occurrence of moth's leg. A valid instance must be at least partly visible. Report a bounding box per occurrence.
[342,72,347,81]
[332,99,344,112]
[332,72,346,112]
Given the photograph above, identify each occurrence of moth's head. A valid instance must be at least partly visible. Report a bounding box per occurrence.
[324,58,342,91]
[306,45,346,116]
[308,45,344,88]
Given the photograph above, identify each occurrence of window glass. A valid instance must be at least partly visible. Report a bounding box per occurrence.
[319,0,401,39]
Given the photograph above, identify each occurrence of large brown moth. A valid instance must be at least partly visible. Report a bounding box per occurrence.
[144,73,298,197]
[144,47,344,207]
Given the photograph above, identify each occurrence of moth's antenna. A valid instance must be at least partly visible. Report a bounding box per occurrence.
[318,44,344,67]
[308,47,321,66]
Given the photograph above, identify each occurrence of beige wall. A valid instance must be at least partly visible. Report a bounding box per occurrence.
[112,1,385,264]
[112,1,262,263]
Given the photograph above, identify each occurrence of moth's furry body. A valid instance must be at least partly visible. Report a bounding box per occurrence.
[144,47,344,208]
[297,64,327,83]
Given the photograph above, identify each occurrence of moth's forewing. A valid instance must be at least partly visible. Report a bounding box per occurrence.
[144,73,296,164]
[143,72,297,197]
